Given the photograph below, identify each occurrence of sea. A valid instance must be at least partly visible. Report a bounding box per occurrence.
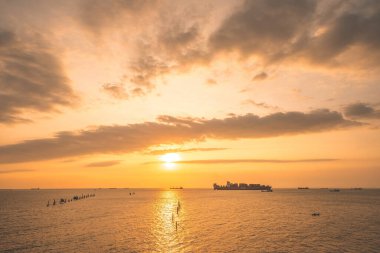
[1,188,379,252]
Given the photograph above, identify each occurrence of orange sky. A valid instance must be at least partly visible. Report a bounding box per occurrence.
[0,0,380,188]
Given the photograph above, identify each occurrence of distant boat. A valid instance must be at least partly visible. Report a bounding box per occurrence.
[261,189,273,192]
[330,189,340,192]
[298,187,309,190]
[170,187,183,190]
[312,212,320,216]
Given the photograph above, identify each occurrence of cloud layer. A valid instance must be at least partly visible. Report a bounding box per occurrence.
[0,109,360,163]
[0,29,76,124]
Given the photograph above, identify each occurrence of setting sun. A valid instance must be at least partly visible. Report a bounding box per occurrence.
[160,153,181,163]
[160,153,181,170]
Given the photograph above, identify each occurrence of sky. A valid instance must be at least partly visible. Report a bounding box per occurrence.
[0,0,380,188]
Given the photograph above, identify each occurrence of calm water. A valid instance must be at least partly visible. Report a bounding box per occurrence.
[1,189,379,252]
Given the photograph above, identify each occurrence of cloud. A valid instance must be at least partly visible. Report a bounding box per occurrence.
[148,158,339,164]
[86,160,121,167]
[72,0,380,99]
[102,83,129,99]
[209,0,317,62]
[344,102,380,119]
[206,78,217,86]
[146,148,228,155]
[79,0,157,34]
[252,72,268,81]
[128,56,171,96]
[0,29,76,124]
[0,109,360,164]
[209,0,380,66]
[242,99,279,110]
[0,169,34,174]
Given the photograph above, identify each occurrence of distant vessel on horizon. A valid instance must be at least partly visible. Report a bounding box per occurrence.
[330,189,340,192]
[170,187,183,190]
[298,187,309,190]
[213,181,272,191]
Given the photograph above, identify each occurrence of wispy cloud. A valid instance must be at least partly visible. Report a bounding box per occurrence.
[242,100,280,110]
[252,72,268,81]
[102,83,129,100]
[0,169,34,174]
[146,148,228,155]
[86,160,121,167]
[146,158,339,165]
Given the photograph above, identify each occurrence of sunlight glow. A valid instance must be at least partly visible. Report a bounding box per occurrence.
[160,153,181,170]
[160,153,181,163]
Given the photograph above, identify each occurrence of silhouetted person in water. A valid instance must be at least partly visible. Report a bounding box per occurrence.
[53,199,56,205]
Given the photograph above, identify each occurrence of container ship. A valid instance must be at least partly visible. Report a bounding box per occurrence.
[213,181,272,191]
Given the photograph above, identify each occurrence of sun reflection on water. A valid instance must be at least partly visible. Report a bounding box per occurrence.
[153,190,185,251]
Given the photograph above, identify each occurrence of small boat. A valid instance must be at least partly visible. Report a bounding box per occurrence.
[312,212,320,216]
[298,187,309,190]
[261,189,273,192]
[329,189,340,192]
[170,187,183,190]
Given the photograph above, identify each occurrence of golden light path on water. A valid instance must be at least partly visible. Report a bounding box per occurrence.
[153,190,185,251]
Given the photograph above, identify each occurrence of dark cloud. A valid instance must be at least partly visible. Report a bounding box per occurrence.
[0,29,76,124]
[209,0,380,66]
[102,83,129,99]
[148,158,339,164]
[159,24,199,51]
[0,109,360,164]
[86,160,121,167]
[344,102,380,119]
[303,2,380,64]
[79,0,156,34]
[209,0,316,62]
[146,148,228,155]
[252,72,268,81]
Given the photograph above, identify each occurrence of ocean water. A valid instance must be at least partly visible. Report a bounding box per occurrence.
[0,189,379,252]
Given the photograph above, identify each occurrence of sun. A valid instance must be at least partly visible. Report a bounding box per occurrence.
[160,153,181,170]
